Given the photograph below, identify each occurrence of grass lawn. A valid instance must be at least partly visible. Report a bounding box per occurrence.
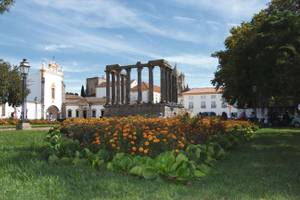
[0,128,299,200]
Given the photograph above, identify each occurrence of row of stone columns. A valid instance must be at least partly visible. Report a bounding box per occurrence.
[106,69,128,105]
[160,66,178,103]
[105,62,177,105]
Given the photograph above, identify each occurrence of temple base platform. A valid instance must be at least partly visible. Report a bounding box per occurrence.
[103,103,185,117]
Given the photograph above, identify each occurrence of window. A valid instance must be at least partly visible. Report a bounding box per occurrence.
[211,95,216,99]
[211,101,217,109]
[51,87,55,99]
[1,104,5,116]
[83,110,87,119]
[222,99,227,108]
[188,96,193,100]
[201,101,206,109]
[76,110,79,117]
[188,102,194,109]
[67,110,72,118]
[201,96,206,99]
[92,110,96,118]
[222,102,227,108]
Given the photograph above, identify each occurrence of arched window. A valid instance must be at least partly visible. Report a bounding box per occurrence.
[51,83,55,99]
[92,109,96,118]
[67,109,72,118]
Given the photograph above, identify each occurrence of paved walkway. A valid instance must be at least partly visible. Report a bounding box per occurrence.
[0,127,51,131]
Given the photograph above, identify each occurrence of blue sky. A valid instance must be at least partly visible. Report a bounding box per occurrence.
[0,0,270,93]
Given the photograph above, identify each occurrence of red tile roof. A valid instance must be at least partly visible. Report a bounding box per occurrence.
[182,87,222,95]
[131,82,160,93]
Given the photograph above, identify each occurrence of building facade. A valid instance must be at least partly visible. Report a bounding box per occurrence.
[86,76,105,97]
[181,87,238,117]
[64,94,105,118]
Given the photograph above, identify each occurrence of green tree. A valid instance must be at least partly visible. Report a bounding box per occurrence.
[0,0,14,14]
[81,85,86,97]
[212,0,300,109]
[0,60,10,104]
[8,66,23,107]
[0,59,28,107]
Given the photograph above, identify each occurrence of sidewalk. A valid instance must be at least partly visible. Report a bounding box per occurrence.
[0,127,51,131]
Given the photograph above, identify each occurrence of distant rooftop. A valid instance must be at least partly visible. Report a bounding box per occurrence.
[131,82,160,93]
[182,87,222,95]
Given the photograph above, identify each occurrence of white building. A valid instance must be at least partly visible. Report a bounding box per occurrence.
[130,82,161,104]
[0,62,64,120]
[64,95,105,118]
[180,87,238,117]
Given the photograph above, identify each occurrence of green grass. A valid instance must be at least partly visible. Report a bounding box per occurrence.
[0,129,300,200]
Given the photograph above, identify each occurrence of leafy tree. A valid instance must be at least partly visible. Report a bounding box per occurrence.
[0,60,10,104]
[80,85,86,97]
[8,66,24,107]
[212,0,300,109]
[0,0,14,14]
[0,59,28,107]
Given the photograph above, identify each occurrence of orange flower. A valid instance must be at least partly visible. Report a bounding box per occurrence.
[143,149,149,154]
[138,147,144,152]
[153,138,160,143]
[132,147,137,151]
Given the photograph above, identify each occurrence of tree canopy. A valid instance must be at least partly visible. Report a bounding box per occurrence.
[212,0,300,108]
[0,59,28,107]
[0,0,14,14]
[81,85,86,97]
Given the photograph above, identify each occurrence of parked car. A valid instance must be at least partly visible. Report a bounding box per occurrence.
[291,116,300,128]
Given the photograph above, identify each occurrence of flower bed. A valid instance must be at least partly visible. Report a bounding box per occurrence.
[60,116,256,157]
[46,116,258,183]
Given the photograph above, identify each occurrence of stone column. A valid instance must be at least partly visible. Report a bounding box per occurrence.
[160,66,166,103]
[105,69,110,105]
[111,71,116,105]
[137,62,142,104]
[165,68,169,103]
[121,74,125,104]
[173,74,178,103]
[116,70,121,104]
[148,65,154,103]
[125,68,131,104]
[169,70,172,103]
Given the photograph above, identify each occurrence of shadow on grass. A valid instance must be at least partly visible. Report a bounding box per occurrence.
[0,129,300,200]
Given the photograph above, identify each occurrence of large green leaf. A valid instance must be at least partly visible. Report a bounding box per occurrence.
[142,167,158,179]
[129,166,143,176]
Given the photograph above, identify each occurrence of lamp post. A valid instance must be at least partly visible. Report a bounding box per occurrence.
[17,59,31,130]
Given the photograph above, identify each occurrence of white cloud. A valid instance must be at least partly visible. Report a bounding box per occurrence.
[174,0,268,19]
[173,16,197,22]
[164,54,218,69]
[44,44,72,52]
[28,0,206,44]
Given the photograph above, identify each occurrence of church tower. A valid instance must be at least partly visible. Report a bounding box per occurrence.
[40,61,64,120]
[27,61,65,120]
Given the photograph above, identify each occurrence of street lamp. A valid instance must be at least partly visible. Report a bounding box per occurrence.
[19,59,30,125]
